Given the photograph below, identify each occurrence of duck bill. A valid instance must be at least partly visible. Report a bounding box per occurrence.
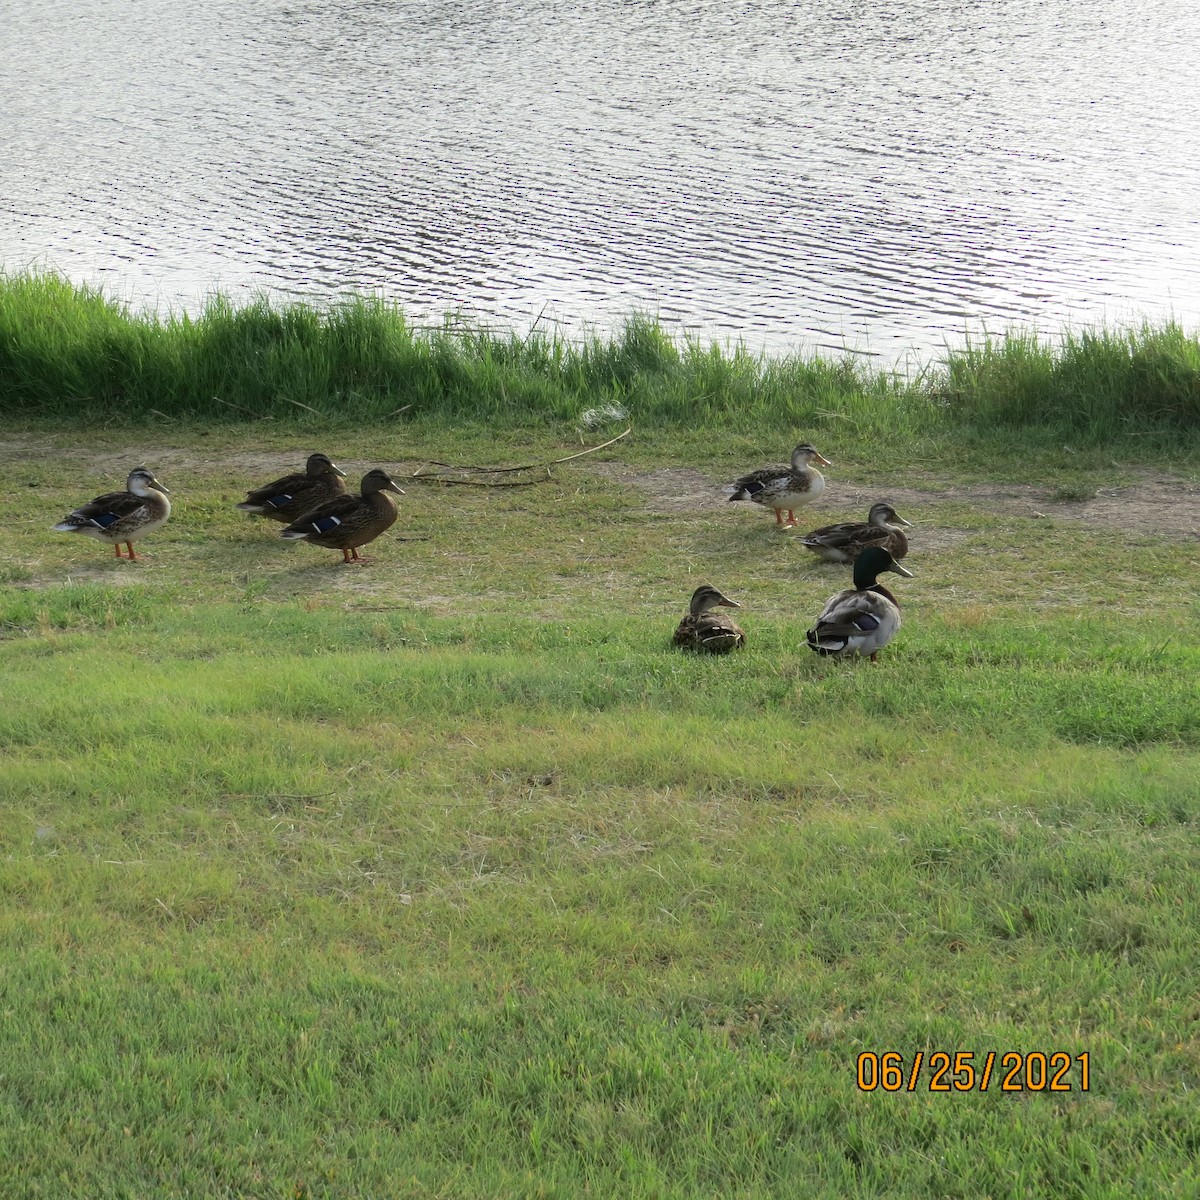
[895,516,913,527]
[717,597,741,608]
[888,562,915,578]
[331,464,348,477]
[813,452,832,466]
[383,482,406,495]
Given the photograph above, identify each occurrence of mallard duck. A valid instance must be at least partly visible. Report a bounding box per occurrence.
[805,546,913,662]
[236,453,348,523]
[52,467,171,560]
[279,469,404,563]
[728,443,831,526]
[673,585,746,653]
[797,502,912,564]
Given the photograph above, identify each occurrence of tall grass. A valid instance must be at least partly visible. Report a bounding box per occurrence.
[936,324,1200,437]
[1,269,1198,445]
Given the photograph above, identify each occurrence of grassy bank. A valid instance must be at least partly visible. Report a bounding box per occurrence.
[2,271,1199,457]
[1,425,1199,1196]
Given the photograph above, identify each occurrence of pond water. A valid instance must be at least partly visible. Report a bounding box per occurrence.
[4,0,1198,364]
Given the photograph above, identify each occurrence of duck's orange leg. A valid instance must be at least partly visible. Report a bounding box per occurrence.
[773,508,785,524]
[785,509,799,526]
[113,543,124,559]
[126,542,140,560]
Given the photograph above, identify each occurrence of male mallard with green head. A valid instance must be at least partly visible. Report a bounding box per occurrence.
[728,443,831,526]
[798,501,912,564]
[236,453,348,523]
[673,585,746,653]
[53,467,171,560]
[805,546,913,662]
[279,469,404,563]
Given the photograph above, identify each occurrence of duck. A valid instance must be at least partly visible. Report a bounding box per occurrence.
[279,468,404,563]
[728,443,831,526]
[236,453,348,523]
[797,502,912,564]
[805,546,913,662]
[52,467,171,560]
[673,585,746,653]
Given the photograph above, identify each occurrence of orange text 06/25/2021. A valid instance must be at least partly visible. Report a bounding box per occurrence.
[856,1051,1091,1093]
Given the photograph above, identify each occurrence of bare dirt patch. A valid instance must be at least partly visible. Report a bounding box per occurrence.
[589,463,1200,541]
[6,435,1198,549]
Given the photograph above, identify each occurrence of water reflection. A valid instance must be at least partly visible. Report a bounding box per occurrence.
[2,0,1197,362]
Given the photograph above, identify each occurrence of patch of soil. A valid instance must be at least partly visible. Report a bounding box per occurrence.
[590,463,1200,540]
[0,440,423,484]
[6,436,1197,542]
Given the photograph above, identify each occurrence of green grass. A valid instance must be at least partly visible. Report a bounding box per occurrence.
[1,425,1199,1197]
[3,270,1199,461]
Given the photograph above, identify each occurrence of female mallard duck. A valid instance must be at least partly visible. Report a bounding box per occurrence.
[728,443,831,526]
[806,546,913,662]
[52,466,171,560]
[279,468,404,563]
[236,452,348,523]
[798,502,912,564]
[673,585,746,653]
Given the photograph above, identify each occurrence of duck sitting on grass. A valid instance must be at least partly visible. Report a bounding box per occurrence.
[797,501,912,564]
[53,467,171,561]
[673,585,746,653]
[236,453,348,523]
[279,468,404,564]
[728,443,831,527]
[805,546,913,662]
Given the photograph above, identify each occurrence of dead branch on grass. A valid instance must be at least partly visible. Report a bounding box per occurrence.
[412,427,631,478]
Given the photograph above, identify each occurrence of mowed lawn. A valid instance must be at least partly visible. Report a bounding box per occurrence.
[1,426,1198,1199]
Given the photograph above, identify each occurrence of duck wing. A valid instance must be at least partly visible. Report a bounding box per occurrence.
[239,470,309,508]
[810,589,894,638]
[59,490,146,529]
[674,613,745,651]
[801,521,890,551]
[729,466,791,499]
[279,492,365,537]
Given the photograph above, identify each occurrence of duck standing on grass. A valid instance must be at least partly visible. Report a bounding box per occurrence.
[728,443,831,526]
[806,546,913,662]
[279,469,404,564]
[53,467,171,561]
[236,453,348,523]
[798,501,912,564]
[673,585,747,653]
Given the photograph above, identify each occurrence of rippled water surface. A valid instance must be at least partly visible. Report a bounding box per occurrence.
[4,0,1199,361]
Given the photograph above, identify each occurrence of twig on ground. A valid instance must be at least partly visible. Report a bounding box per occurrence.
[413,477,544,488]
[413,427,631,477]
[215,397,257,416]
[283,397,321,415]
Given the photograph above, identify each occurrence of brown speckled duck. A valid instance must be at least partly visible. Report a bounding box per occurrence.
[236,453,348,523]
[673,585,747,653]
[279,469,404,564]
[798,502,912,564]
[52,467,171,560]
[728,443,831,526]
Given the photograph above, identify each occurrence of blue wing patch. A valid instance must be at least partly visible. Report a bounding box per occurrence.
[743,479,766,496]
[311,514,342,533]
[92,512,121,528]
[265,493,293,509]
[852,613,880,632]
